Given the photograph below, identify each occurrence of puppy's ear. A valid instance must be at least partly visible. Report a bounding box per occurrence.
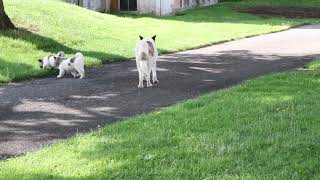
[152,35,156,41]
[139,36,144,40]
[38,59,43,63]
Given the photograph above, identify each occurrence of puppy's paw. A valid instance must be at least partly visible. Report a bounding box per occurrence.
[153,79,159,84]
[57,76,62,79]
[71,73,77,78]
[138,84,144,88]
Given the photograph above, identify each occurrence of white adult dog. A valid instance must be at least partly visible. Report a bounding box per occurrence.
[55,52,85,79]
[135,35,159,88]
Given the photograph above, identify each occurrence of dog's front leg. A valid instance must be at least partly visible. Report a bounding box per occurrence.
[57,68,65,78]
[71,71,78,78]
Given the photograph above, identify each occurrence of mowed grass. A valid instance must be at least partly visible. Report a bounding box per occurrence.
[1,0,320,83]
[1,60,320,179]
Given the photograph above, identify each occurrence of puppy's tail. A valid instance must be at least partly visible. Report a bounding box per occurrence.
[75,52,83,59]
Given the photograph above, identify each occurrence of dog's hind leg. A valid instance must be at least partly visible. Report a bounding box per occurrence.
[138,70,144,88]
[75,67,85,79]
[57,68,65,78]
[79,69,85,79]
[146,72,153,88]
[151,63,158,84]
[71,71,78,78]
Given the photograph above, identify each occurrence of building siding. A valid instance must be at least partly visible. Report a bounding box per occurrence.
[65,0,218,16]
[137,0,156,14]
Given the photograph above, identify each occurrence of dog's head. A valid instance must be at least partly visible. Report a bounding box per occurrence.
[38,55,52,69]
[39,53,59,69]
[38,59,44,68]
[53,51,66,67]
[53,56,63,67]
[139,35,156,42]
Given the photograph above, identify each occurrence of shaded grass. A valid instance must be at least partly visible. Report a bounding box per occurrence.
[1,60,320,179]
[1,0,319,82]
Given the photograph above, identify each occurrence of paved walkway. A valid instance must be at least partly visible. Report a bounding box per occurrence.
[1,25,320,158]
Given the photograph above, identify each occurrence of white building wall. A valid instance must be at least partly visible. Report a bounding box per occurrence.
[187,0,218,7]
[138,0,175,16]
[137,0,156,14]
[200,0,218,6]
[160,0,175,16]
[81,0,106,12]
[137,0,218,16]
[66,0,218,16]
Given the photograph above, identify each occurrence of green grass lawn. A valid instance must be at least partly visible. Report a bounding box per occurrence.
[1,60,320,179]
[1,0,319,83]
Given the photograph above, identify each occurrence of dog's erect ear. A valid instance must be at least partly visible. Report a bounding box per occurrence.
[57,51,65,57]
[38,59,42,63]
[139,36,144,40]
[53,56,59,62]
[152,35,156,41]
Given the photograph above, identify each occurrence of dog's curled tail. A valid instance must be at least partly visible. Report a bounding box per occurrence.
[76,52,83,59]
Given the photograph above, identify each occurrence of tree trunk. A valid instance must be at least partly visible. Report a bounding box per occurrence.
[0,0,15,30]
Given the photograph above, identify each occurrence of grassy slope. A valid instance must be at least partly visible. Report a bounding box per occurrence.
[1,0,319,82]
[1,60,320,179]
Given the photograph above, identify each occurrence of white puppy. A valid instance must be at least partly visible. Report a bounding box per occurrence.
[56,52,85,79]
[135,35,159,88]
[38,51,65,69]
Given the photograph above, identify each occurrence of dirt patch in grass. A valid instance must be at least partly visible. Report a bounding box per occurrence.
[238,7,320,19]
